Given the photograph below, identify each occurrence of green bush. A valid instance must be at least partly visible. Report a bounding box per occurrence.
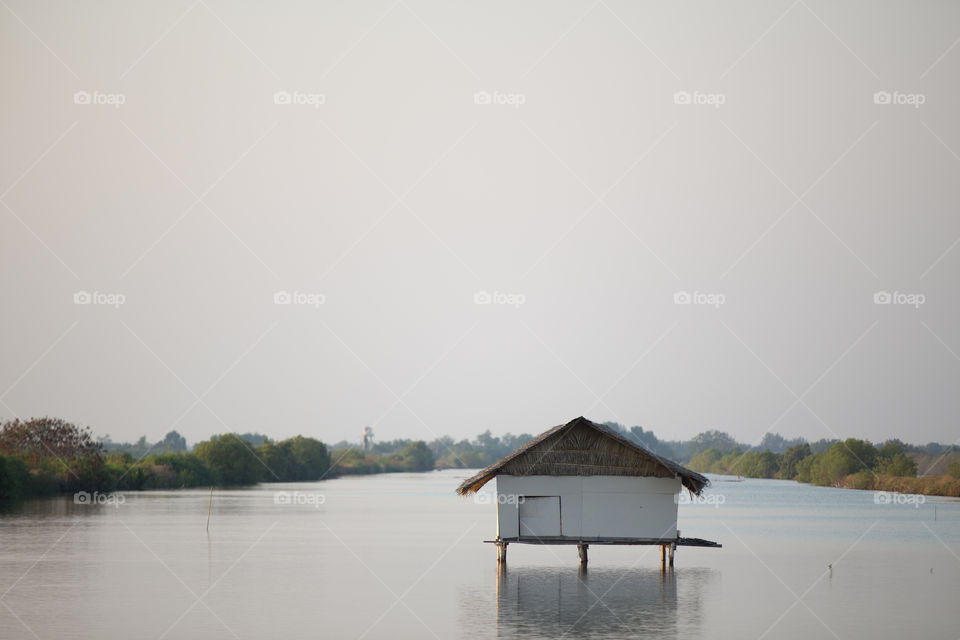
[687,448,722,473]
[0,454,29,500]
[193,435,263,486]
[795,454,816,483]
[736,450,781,478]
[778,443,811,479]
[848,469,875,490]
[876,452,917,477]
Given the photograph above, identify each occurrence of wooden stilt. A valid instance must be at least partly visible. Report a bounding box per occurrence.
[660,544,666,570]
[496,541,508,564]
[205,486,213,533]
[668,542,676,568]
[577,543,589,567]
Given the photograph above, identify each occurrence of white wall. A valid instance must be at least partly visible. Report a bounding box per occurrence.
[496,475,681,540]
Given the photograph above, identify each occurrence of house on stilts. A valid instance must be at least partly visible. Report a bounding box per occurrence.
[456,416,721,567]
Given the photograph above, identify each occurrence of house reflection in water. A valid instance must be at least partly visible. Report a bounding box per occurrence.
[494,565,713,639]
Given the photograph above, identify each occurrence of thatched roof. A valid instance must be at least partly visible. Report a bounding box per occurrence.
[455,416,708,496]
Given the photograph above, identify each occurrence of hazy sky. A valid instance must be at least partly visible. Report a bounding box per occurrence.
[1,0,959,448]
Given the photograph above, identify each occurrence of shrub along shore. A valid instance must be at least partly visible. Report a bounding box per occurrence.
[837,472,960,497]
[685,438,960,497]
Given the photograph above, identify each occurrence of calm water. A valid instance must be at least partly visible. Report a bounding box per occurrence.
[1,471,959,639]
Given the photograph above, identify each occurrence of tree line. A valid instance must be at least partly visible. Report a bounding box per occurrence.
[0,417,442,502]
[0,418,334,501]
[4,416,960,503]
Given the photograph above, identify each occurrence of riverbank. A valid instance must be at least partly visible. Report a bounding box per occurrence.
[837,472,960,498]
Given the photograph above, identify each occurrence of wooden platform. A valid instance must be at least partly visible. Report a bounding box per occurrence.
[483,535,721,567]
[485,536,721,548]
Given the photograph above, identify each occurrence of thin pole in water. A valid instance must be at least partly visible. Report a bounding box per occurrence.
[206,486,213,533]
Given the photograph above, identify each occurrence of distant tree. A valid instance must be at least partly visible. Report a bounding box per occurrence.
[809,438,839,454]
[286,436,331,480]
[777,443,812,479]
[140,453,213,488]
[738,450,781,478]
[756,432,806,454]
[917,442,949,456]
[947,462,960,479]
[450,449,488,468]
[839,439,878,471]
[0,417,106,492]
[795,453,817,483]
[800,440,877,486]
[877,439,908,460]
[687,448,722,473]
[193,434,262,485]
[876,452,917,477]
[689,430,740,456]
[234,432,269,448]
[0,417,103,464]
[0,454,30,500]
[626,425,678,460]
[397,441,435,471]
[500,433,534,451]
[874,440,916,477]
[158,430,187,453]
[757,433,786,453]
[258,440,298,481]
[371,438,412,454]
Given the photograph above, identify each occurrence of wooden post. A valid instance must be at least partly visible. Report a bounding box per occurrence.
[205,486,213,533]
[668,542,676,568]
[660,544,666,570]
[577,543,588,567]
[496,541,508,564]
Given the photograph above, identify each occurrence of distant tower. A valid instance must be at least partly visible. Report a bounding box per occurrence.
[362,426,374,452]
